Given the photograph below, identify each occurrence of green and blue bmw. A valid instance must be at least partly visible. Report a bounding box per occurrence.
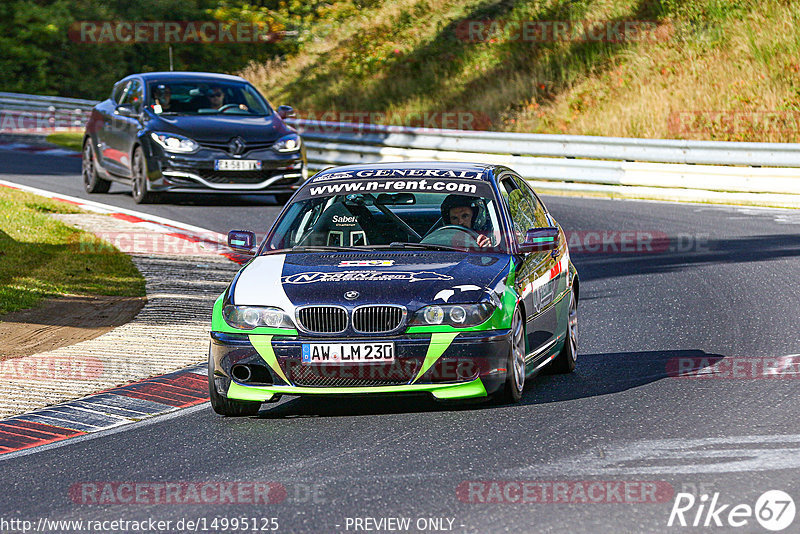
[209,162,579,415]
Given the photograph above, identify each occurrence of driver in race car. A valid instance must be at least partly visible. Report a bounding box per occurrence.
[440,194,492,248]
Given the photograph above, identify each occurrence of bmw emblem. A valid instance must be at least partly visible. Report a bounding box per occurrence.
[228,136,246,156]
[344,291,360,301]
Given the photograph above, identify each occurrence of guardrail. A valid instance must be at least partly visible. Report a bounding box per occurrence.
[288,119,800,167]
[287,118,800,207]
[0,92,94,132]
[2,92,799,207]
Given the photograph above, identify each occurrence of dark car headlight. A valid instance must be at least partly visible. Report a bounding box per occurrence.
[150,132,200,153]
[223,305,295,330]
[409,302,496,327]
[272,134,301,152]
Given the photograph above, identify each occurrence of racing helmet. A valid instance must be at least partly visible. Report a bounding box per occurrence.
[441,194,480,227]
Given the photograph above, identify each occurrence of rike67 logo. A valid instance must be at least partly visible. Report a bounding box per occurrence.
[668,490,796,531]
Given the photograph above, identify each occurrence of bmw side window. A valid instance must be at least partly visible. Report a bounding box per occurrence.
[499,177,536,244]
[512,175,549,228]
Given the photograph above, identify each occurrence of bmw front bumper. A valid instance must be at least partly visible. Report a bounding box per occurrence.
[209,329,512,402]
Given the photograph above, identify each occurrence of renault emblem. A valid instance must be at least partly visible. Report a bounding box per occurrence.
[228,136,246,156]
[344,291,360,300]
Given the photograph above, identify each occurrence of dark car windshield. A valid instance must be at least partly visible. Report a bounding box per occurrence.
[146,80,273,116]
[264,183,509,254]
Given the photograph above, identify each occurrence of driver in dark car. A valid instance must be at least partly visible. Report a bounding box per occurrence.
[440,194,492,247]
[208,86,226,109]
[153,85,172,112]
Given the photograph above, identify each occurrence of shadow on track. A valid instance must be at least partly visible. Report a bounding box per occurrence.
[250,349,723,418]
[572,234,800,282]
[0,151,81,176]
[96,190,286,208]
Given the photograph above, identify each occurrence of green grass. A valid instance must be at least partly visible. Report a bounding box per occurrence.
[0,187,145,314]
[45,132,83,152]
[243,0,800,142]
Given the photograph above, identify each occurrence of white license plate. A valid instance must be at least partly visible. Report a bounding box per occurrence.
[301,343,395,364]
[214,159,261,171]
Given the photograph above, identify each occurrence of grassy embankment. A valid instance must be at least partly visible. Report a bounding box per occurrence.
[244,0,800,142]
[0,187,145,314]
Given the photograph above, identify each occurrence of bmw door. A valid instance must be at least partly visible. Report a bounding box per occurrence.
[497,173,559,361]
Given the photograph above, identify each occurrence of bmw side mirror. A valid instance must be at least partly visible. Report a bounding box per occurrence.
[519,227,559,253]
[228,230,257,255]
[277,105,296,119]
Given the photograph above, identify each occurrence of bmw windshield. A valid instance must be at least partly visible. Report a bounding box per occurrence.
[264,175,509,254]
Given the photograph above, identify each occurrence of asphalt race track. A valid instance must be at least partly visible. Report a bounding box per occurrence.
[2,149,800,533]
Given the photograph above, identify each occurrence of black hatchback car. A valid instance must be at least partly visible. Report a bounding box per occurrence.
[81,71,306,203]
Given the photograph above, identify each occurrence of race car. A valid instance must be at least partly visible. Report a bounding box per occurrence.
[209,162,579,415]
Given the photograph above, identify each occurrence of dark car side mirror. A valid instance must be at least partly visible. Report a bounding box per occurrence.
[277,105,296,119]
[228,230,257,255]
[519,227,560,253]
[114,103,137,117]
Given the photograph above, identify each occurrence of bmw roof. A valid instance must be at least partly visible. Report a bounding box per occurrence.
[310,161,501,182]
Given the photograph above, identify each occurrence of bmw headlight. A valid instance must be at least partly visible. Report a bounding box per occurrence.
[410,301,495,327]
[150,132,199,153]
[272,134,302,152]
[223,305,295,330]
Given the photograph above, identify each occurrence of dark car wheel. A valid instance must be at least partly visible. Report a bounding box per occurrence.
[492,307,526,404]
[131,147,158,204]
[82,140,110,194]
[208,348,261,417]
[548,288,578,374]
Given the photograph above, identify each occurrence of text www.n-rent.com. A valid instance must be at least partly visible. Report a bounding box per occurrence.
[309,180,478,196]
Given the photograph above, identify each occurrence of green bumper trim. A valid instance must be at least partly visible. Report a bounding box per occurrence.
[226,377,487,401]
[411,332,458,384]
[249,335,290,385]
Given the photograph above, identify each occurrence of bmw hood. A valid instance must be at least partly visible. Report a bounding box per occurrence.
[231,252,511,312]
[148,113,290,142]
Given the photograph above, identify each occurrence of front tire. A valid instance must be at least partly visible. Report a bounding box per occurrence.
[131,146,158,204]
[549,288,578,374]
[492,307,526,404]
[208,349,262,416]
[82,140,110,194]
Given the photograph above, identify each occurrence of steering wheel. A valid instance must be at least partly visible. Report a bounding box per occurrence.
[218,103,248,113]
[420,225,481,247]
